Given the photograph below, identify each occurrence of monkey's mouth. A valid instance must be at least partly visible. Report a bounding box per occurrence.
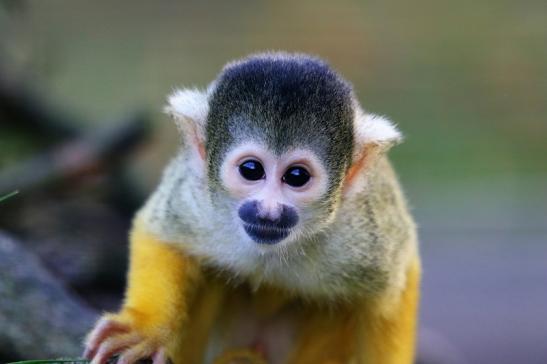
[243,223,290,244]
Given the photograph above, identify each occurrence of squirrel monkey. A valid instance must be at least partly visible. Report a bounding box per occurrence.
[84,52,420,364]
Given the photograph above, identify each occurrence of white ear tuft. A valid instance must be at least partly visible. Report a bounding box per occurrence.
[164,88,209,128]
[354,108,402,148]
[164,88,209,160]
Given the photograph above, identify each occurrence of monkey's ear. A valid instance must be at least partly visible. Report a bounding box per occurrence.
[164,88,209,160]
[345,108,402,192]
[352,107,402,158]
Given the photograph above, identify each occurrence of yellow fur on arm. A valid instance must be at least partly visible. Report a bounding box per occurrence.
[117,218,203,339]
[356,255,421,364]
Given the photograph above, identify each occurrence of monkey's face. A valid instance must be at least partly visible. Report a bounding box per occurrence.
[219,142,331,245]
[202,54,356,247]
[165,53,403,253]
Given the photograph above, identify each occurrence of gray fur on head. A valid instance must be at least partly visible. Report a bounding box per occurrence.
[205,52,355,194]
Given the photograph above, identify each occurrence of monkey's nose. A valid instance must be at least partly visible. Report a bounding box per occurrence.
[239,201,299,244]
[238,201,298,229]
[257,201,282,223]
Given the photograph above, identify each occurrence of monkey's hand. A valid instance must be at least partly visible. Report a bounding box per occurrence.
[83,219,202,364]
[84,310,169,364]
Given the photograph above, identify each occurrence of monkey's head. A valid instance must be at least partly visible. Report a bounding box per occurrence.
[166,52,401,248]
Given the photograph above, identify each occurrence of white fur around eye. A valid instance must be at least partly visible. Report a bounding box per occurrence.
[220,143,271,199]
[278,151,328,204]
[219,144,329,206]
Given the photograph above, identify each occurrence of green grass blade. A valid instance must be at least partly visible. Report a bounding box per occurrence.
[0,190,19,203]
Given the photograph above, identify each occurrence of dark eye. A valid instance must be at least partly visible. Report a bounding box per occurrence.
[282,166,311,187]
[239,160,265,181]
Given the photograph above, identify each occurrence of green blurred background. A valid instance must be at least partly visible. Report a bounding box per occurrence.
[1,1,546,363]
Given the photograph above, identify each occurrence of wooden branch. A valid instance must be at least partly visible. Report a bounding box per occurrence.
[0,74,81,140]
[0,232,98,359]
[0,113,150,195]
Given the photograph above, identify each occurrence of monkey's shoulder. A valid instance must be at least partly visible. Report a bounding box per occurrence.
[138,154,211,237]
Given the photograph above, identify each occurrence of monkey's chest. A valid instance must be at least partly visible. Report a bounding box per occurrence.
[204,285,300,364]
[201,284,356,364]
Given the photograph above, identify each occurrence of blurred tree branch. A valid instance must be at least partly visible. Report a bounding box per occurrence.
[0,72,151,215]
[0,113,150,195]
[0,232,98,359]
[0,66,150,361]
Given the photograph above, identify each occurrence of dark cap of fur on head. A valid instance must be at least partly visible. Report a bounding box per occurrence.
[206,52,355,191]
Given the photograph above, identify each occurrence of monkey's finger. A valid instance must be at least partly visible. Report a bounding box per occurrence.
[90,333,142,364]
[152,348,167,364]
[84,318,130,359]
[116,341,156,364]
